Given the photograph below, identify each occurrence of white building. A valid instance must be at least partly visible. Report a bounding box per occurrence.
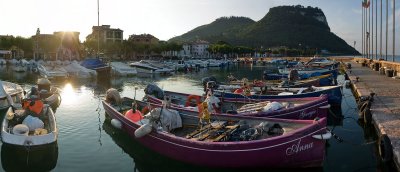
[180,40,210,58]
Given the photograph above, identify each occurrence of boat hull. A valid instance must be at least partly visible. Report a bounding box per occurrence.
[103,101,327,168]
[214,86,342,105]
[1,106,58,146]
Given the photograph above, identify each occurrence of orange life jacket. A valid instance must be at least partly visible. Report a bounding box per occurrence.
[22,99,44,116]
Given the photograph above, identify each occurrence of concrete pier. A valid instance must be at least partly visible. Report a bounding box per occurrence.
[344,58,400,169]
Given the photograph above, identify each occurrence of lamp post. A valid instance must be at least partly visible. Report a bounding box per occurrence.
[298,43,302,57]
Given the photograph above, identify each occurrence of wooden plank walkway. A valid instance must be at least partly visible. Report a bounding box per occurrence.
[345,61,400,169]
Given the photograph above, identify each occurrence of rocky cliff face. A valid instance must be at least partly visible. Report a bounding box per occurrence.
[170,5,359,55]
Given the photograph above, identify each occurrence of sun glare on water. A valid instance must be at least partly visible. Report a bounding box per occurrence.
[61,83,77,105]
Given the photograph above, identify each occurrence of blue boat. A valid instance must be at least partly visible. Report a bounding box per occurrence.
[213,85,342,105]
[263,69,338,86]
[81,58,108,69]
[80,58,111,76]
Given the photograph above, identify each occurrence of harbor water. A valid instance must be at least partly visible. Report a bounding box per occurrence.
[0,64,393,171]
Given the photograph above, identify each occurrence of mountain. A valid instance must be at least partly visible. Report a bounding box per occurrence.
[169,5,359,55]
[169,16,255,44]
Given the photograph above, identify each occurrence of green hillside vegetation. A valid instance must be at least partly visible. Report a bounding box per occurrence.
[170,5,359,55]
[169,16,255,43]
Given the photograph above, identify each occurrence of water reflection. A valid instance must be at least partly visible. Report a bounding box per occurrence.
[1,142,58,171]
[61,83,77,105]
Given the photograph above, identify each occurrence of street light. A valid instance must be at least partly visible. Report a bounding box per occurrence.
[298,43,302,57]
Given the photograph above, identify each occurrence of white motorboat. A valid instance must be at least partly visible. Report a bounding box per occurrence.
[129,60,174,74]
[0,58,6,65]
[188,59,208,68]
[63,61,97,79]
[110,62,137,76]
[8,59,18,65]
[13,64,27,72]
[37,64,69,79]
[21,59,29,66]
[207,59,226,67]
[306,57,336,67]
[0,81,24,110]
[1,103,57,146]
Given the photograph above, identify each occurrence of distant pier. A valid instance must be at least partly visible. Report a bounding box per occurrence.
[344,57,400,170]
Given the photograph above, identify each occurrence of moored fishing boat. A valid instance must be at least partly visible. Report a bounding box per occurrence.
[102,90,330,168]
[144,84,330,120]
[26,78,61,110]
[110,61,137,76]
[129,60,174,75]
[37,64,69,79]
[81,58,111,77]
[214,85,342,105]
[1,102,57,146]
[0,81,24,110]
[228,73,333,88]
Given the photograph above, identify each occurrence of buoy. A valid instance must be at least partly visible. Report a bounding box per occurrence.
[378,134,393,162]
[185,95,202,107]
[134,123,152,138]
[12,124,29,136]
[234,88,244,94]
[363,108,372,124]
[111,119,122,129]
[125,109,143,122]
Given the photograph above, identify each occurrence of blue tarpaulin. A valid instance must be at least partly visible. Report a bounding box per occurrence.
[80,58,106,70]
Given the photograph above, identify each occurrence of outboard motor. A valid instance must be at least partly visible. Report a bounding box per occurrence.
[206,81,218,90]
[106,88,122,105]
[202,76,217,92]
[37,78,52,98]
[288,70,299,82]
[144,84,164,100]
[37,78,51,92]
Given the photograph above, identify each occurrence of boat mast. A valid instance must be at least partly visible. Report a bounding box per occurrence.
[97,0,100,58]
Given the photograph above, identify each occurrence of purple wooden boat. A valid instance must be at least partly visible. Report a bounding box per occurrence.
[144,87,330,120]
[102,96,330,168]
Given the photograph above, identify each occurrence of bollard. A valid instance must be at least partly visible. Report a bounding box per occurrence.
[386,69,394,77]
[374,63,380,71]
[379,67,385,75]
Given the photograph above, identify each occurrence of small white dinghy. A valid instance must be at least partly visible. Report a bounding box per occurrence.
[0,81,24,110]
[1,103,57,146]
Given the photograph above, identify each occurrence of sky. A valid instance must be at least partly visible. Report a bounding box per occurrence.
[0,0,399,54]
